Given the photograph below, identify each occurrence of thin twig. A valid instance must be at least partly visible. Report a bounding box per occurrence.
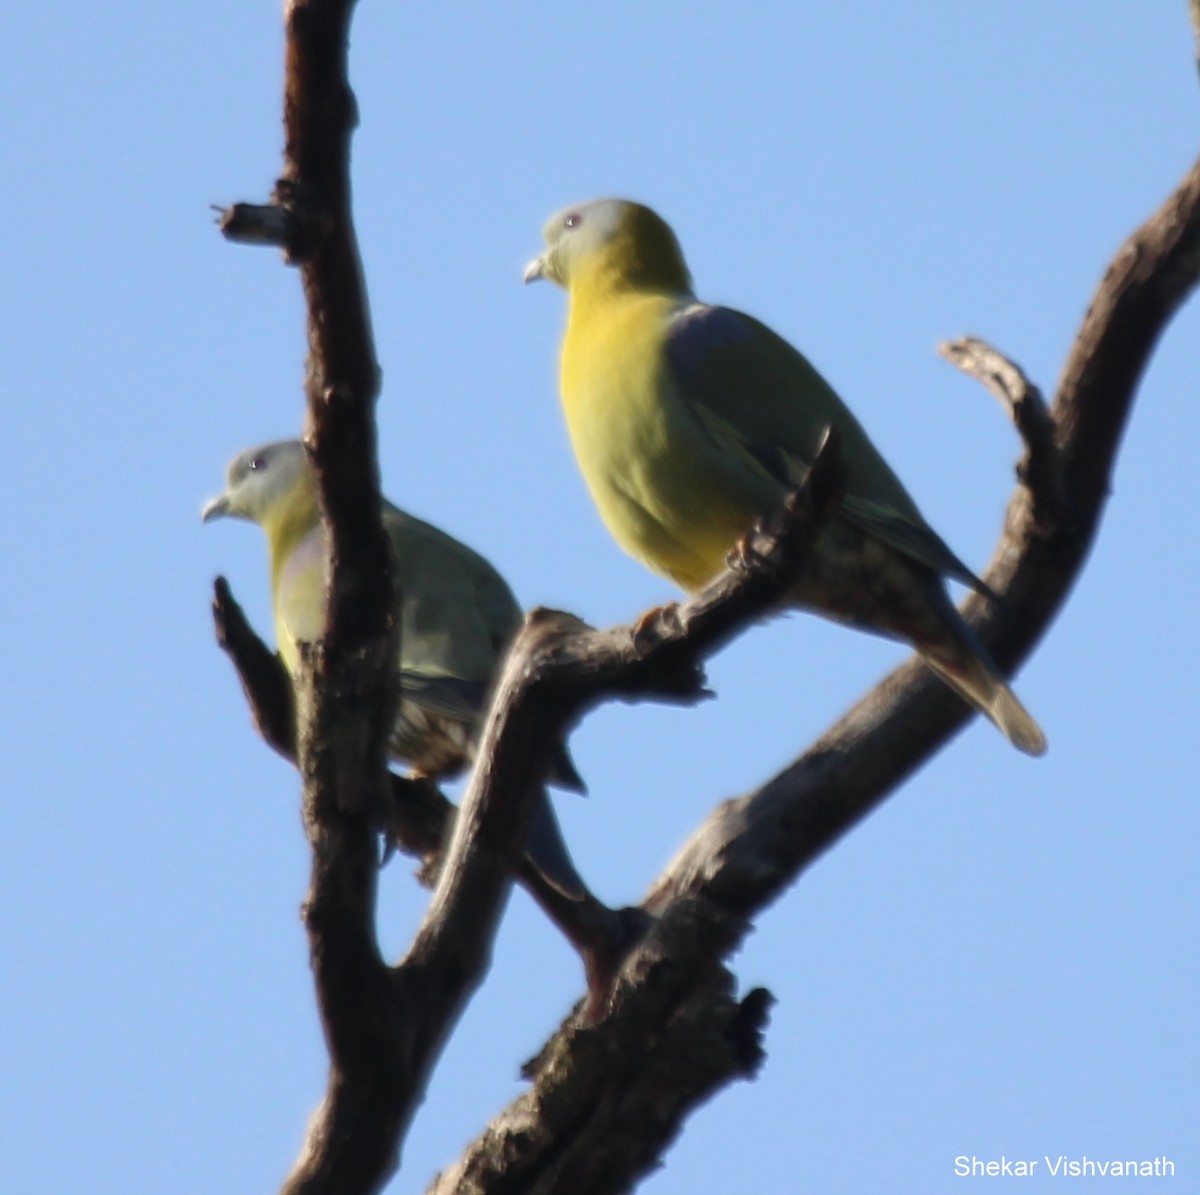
[938,335,1063,531]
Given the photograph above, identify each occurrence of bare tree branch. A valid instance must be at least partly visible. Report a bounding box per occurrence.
[211,302,849,1195]
[409,422,847,1003]
[429,899,771,1195]
[212,576,298,759]
[214,2,677,1188]
[937,336,1063,530]
[212,0,1200,1188]
[211,573,644,1011]
[271,3,400,1190]
[433,153,1200,1194]
[212,1,509,1189]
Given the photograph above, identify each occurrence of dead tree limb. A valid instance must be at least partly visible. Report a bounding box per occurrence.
[210,0,1200,1188]
[211,0,802,1188]
[430,152,1200,1195]
[213,1,527,1190]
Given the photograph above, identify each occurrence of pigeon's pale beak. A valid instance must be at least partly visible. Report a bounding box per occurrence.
[522,254,547,284]
[201,494,232,523]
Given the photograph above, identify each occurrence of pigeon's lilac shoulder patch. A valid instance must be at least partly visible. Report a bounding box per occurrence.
[665,303,752,390]
[279,528,324,591]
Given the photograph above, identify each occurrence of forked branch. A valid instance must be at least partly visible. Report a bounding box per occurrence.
[211,0,1200,1189]
[433,153,1200,1194]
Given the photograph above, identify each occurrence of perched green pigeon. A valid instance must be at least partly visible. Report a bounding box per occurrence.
[525,197,1045,755]
[203,439,587,897]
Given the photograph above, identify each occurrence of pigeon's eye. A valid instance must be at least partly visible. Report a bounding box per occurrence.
[248,454,268,472]
[563,212,582,229]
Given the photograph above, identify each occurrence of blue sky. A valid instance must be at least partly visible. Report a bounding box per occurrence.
[1,3,1196,1192]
